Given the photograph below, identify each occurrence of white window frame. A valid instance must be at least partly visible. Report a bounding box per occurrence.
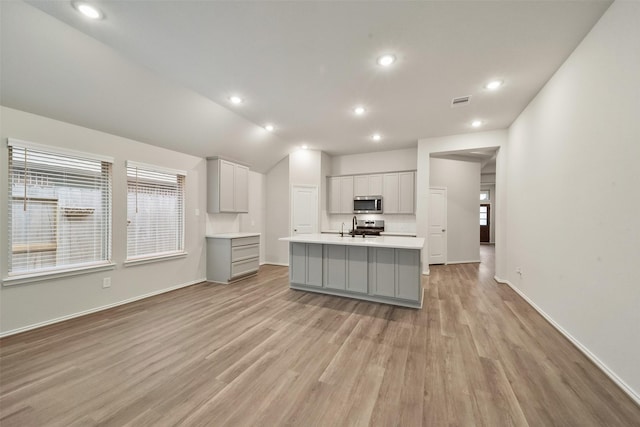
[4,138,115,286]
[125,161,187,265]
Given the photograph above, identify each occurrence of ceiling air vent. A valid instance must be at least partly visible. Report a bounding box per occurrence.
[451,95,471,107]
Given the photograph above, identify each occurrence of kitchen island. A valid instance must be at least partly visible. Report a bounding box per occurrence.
[279,234,425,308]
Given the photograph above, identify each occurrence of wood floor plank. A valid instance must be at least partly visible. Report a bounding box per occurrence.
[1,255,638,426]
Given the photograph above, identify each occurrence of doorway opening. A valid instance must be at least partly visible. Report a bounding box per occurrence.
[428,147,498,268]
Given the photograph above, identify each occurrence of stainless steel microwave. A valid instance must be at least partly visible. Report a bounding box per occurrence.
[353,196,383,214]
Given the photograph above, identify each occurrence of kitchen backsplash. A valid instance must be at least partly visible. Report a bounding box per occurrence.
[325,214,416,233]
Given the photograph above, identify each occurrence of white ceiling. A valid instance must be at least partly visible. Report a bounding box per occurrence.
[1,1,611,172]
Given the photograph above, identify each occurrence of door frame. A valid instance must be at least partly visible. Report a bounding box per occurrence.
[428,186,447,265]
[290,185,319,236]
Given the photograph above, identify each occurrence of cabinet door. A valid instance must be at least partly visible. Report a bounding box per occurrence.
[398,172,415,214]
[396,249,420,301]
[347,246,368,294]
[340,176,354,214]
[306,244,323,287]
[354,175,369,197]
[235,164,249,213]
[290,242,307,284]
[324,245,346,290]
[219,160,236,212]
[328,177,341,214]
[369,247,395,297]
[382,173,399,214]
[369,174,383,196]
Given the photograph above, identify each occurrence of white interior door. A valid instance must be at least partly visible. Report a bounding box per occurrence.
[429,187,447,264]
[292,185,318,235]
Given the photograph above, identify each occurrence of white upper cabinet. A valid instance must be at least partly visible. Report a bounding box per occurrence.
[207,157,250,213]
[329,171,415,215]
[354,175,368,197]
[328,176,354,214]
[383,171,415,214]
[234,164,249,213]
[340,176,354,213]
[398,172,415,214]
[354,174,383,196]
[383,173,400,214]
[369,174,383,195]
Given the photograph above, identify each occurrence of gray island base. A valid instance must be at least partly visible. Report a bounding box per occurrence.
[279,234,425,309]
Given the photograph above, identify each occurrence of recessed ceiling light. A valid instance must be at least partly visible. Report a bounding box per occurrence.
[485,80,503,90]
[73,2,103,20]
[229,95,243,105]
[301,144,309,150]
[377,54,396,67]
[353,106,366,115]
[264,124,275,132]
[372,134,382,141]
[471,120,483,128]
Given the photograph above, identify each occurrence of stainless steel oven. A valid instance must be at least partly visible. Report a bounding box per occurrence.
[353,196,383,214]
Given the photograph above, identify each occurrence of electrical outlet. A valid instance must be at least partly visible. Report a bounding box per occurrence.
[195,209,200,216]
[102,277,111,288]
[516,267,523,276]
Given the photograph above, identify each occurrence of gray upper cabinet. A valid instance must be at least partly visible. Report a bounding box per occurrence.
[328,176,354,214]
[354,174,383,196]
[328,171,414,214]
[383,173,400,214]
[383,172,415,214]
[207,157,249,213]
[398,172,415,214]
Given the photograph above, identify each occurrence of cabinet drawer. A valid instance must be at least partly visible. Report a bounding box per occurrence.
[231,257,259,278]
[231,243,259,262]
[231,236,260,247]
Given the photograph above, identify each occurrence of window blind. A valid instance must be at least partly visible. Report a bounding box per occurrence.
[126,162,185,261]
[7,140,112,276]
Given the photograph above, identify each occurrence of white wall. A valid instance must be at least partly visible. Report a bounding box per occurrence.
[505,0,640,400]
[265,157,290,265]
[239,171,267,264]
[417,130,508,275]
[331,147,417,175]
[430,158,481,263]
[0,107,207,335]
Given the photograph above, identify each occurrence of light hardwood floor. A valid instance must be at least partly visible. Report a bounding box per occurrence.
[1,246,639,426]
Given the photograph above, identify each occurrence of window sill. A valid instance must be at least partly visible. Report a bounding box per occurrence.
[3,262,117,286]
[124,252,188,267]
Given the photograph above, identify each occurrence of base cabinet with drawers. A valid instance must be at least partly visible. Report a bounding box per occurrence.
[207,233,260,283]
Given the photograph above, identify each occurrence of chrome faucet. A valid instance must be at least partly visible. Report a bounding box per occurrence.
[351,215,357,237]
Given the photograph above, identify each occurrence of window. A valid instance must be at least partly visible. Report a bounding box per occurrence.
[7,139,112,278]
[480,205,488,226]
[480,190,490,201]
[126,161,185,262]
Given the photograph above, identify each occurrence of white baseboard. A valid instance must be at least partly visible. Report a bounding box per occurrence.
[422,268,430,275]
[493,275,640,406]
[446,259,481,265]
[0,277,206,338]
[263,262,289,267]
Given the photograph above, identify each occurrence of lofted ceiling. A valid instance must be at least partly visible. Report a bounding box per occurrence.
[1,1,611,173]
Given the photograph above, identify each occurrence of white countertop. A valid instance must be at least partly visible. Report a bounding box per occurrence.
[380,231,417,237]
[280,233,424,250]
[322,230,417,237]
[206,232,260,239]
